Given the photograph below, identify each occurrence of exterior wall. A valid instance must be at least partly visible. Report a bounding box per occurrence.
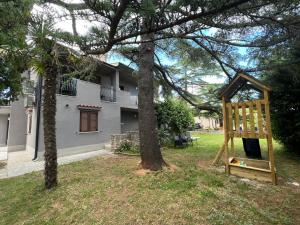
[119,79,138,96]
[7,98,27,151]
[101,73,114,87]
[194,116,220,129]
[117,90,138,109]
[118,79,138,109]
[25,107,37,155]
[6,65,138,158]
[121,110,138,133]
[111,131,139,151]
[0,115,9,146]
[37,79,121,157]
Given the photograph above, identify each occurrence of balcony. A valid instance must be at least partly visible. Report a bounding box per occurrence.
[100,85,116,102]
[22,80,35,95]
[117,90,138,109]
[56,77,77,96]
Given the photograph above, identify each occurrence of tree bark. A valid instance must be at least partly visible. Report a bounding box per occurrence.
[138,31,166,170]
[43,56,58,189]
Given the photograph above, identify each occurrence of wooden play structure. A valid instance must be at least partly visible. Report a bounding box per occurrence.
[212,72,277,184]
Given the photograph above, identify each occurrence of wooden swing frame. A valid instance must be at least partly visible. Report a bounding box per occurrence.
[212,72,277,184]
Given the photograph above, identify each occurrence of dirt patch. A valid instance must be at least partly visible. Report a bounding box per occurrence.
[134,163,180,176]
[52,202,64,210]
[135,169,152,176]
[197,160,213,170]
[167,164,181,172]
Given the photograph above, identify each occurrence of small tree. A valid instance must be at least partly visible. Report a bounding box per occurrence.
[156,98,194,137]
[264,41,300,153]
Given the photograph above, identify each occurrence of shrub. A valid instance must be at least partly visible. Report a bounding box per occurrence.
[157,127,173,146]
[117,140,140,154]
[156,98,194,135]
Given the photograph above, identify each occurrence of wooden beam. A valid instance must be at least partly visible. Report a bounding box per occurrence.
[234,103,239,129]
[256,100,264,138]
[212,138,230,166]
[249,101,255,137]
[264,90,277,184]
[242,104,248,138]
[212,143,225,166]
[228,103,233,137]
[222,97,229,173]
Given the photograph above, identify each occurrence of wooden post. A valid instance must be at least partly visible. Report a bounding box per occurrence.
[222,97,229,174]
[234,104,240,137]
[256,100,264,138]
[231,137,234,157]
[249,101,255,138]
[228,103,233,137]
[242,104,248,138]
[264,90,277,184]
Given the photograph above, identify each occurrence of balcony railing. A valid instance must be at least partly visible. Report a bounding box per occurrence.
[57,77,77,96]
[118,90,138,107]
[22,80,35,95]
[100,86,116,102]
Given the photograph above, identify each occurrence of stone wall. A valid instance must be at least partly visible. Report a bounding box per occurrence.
[111,131,139,151]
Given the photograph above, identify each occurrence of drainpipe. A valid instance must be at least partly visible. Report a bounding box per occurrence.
[33,76,42,161]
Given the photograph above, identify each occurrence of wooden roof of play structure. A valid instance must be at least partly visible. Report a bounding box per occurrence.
[218,72,271,100]
[212,72,277,184]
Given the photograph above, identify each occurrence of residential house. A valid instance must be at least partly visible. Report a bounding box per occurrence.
[194,116,220,130]
[0,61,139,160]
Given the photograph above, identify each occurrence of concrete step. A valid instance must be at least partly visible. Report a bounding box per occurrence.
[0,152,7,161]
[104,144,112,151]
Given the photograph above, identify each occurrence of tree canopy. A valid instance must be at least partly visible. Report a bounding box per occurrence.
[264,41,300,153]
[0,0,33,104]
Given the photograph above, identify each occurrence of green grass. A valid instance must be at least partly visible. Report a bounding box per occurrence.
[0,134,300,225]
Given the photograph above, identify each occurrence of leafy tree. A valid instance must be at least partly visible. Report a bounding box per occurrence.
[264,41,300,153]
[0,1,62,189]
[156,98,194,136]
[0,0,33,104]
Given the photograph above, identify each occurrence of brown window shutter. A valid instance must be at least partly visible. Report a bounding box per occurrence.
[90,112,98,131]
[80,110,98,132]
[80,111,89,132]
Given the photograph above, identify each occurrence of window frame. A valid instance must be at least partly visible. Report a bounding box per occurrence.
[79,110,99,132]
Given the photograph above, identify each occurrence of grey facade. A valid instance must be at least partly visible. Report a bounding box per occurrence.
[121,109,139,133]
[0,62,139,159]
[0,112,9,147]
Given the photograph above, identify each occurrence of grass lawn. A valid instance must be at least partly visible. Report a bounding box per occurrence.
[1,134,300,225]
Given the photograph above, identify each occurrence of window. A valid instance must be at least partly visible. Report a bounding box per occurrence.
[80,110,98,132]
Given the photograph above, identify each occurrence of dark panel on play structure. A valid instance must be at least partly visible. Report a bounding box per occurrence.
[242,138,262,159]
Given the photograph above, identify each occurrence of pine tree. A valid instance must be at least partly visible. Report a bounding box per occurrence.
[40,0,300,171]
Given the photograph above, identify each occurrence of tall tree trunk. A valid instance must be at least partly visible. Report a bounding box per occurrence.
[138,31,166,170]
[43,56,58,189]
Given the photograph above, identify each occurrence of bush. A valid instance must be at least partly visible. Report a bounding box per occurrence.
[264,42,300,153]
[157,127,173,146]
[116,140,140,154]
[155,98,194,145]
